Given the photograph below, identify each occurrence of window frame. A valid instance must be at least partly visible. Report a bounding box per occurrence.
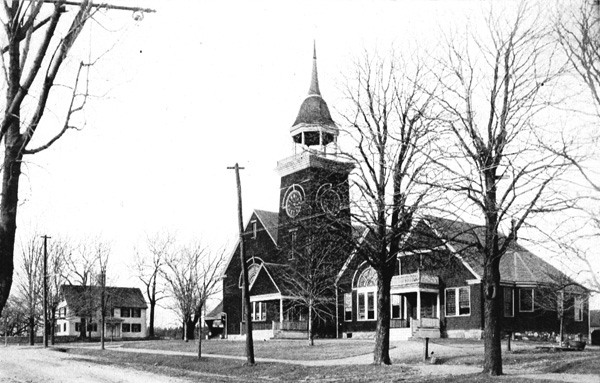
[574,297,584,322]
[343,293,352,321]
[132,308,141,318]
[356,289,377,321]
[445,286,471,317]
[519,288,535,312]
[252,301,267,321]
[121,307,131,317]
[122,323,131,333]
[503,287,514,317]
[251,220,257,239]
[391,294,402,319]
[131,323,142,333]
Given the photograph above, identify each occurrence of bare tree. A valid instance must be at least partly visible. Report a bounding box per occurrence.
[96,241,110,350]
[430,3,572,375]
[553,1,600,293]
[0,0,155,318]
[162,241,224,358]
[280,220,348,346]
[46,237,69,345]
[133,232,173,338]
[15,236,43,345]
[339,51,439,364]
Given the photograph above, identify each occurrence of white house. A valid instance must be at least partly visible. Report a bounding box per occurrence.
[55,285,148,339]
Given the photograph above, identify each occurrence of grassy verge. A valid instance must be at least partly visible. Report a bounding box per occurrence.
[120,339,380,360]
[65,348,416,382]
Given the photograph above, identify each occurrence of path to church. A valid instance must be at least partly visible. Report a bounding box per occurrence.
[1,343,598,382]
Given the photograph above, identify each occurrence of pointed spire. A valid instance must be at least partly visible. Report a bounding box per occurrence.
[308,40,321,96]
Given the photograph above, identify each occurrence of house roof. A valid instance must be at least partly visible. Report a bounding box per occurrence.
[61,285,147,312]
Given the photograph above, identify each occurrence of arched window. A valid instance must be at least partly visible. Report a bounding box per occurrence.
[357,267,377,287]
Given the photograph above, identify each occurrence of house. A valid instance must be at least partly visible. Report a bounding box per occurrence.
[590,310,600,345]
[216,48,590,342]
[55,285,148,339]
[338,216,590,341]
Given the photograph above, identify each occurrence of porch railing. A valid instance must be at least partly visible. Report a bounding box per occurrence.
[391,272,439,288]
[273,320,308,331]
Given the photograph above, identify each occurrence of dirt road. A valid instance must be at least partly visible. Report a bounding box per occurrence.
[0,346,188,383]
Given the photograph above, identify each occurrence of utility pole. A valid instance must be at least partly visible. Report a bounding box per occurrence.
[42,235,51,348]
[227,163,255,365]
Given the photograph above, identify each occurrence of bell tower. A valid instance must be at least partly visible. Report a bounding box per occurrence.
[275,45,353,261]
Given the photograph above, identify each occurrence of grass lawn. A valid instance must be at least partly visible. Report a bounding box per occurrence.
[121,338,381,360]
[60,339,600,382]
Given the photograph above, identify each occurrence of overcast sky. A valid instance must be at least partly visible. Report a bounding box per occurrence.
[11,0,599,325]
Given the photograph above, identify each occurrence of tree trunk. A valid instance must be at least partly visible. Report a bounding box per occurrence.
[482,258,503,375]
[308,302,314,346]
[28,316,35,346]
[100,314,105,350]
[50,310,56,345]
[0,137,24,317]
[80,317,86,340]
[149,299,155,338]
[559,316,564,346]
[373,270,392,365]
[185,319,195,340]
[198,325,202,359]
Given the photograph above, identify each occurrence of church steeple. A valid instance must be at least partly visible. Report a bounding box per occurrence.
[308,43,320,96]
[290,44,338,150]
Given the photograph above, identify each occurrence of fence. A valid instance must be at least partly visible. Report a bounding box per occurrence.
[273,320,308,331]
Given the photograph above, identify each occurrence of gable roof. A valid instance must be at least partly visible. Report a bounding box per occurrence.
[61,285,147,313]
[254,209,279,244]
[205,301,224,320]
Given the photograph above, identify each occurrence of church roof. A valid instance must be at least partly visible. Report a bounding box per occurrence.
[292,47,336,129]
[254,209,279,244]
[423,216,581,286]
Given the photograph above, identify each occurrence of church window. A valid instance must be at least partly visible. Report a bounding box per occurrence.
[251,220,257,239]
[391,295,402,319]
[503,287,514,317]
[357,267,377,287]
[519,288,534,312]
[289,229,297,260]
[252,302,266,321]
[445,287,470,316]
[344,293,352,321]
[239,262,261,288]
[574,298,583,322]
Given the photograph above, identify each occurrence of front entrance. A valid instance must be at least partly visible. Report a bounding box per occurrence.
[592,330,600,346]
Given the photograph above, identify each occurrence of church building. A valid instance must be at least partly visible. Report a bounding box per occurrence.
[211,48,590,343]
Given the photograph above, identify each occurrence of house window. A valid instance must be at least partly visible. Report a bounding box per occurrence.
[122,323,131,333]
[357,291,376,320]
[251,220,257,239]
[574,298,583,322]
[519,288,534,312]
[445,287,470,316]
[503,287,514,317]
[344,293,352,321]
[252,302,266,321]
[132,308,141,318]
[75,323,81,332]
[87,323,98,332]
[132,323,142,333]
[121,308,131,317]
[391,295,402,319]
[63,323,66,332]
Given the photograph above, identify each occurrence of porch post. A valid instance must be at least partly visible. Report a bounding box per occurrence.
[280,299,284,323]
[417,291,421,320]
[436,293,440,319]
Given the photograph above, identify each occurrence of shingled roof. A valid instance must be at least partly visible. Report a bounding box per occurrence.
[254,209,279,244]
[423,216,578,286]
[61,285,147,315]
